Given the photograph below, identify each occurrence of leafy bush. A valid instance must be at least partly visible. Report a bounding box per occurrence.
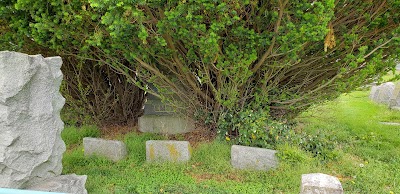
[218,109,295,149]
[1,0,399,134]
[298,132,339,160]
[0,0,146,127]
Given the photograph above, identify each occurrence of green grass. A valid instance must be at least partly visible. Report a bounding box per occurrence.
[62,90,400,193]
[62,125,101,145]
[298,91,400,192]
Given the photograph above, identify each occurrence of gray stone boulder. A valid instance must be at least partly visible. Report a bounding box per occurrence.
[146,140,191,162]
[370,82,395,105]
[0,51,66,188]
[300,173,343,194]
[231,145,278,171]
[369,85,378,99]
[83,137,127,162]
[389,82,400,108]
[26,174,87,194]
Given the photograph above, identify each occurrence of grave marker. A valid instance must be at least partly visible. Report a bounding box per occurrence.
[300,173,343,194]
[83,137,127,162]
[231,145,278,171]
[139,93,195,134]
[146,140,191,162]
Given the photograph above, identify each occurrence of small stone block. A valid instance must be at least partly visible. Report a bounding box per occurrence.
[146,140,191,162]
[83,137,127,162]
[231,145,278,171]
[26,174,88,194]
[300,173,343,194]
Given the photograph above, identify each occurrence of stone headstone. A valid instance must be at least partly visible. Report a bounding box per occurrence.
[26,174,87,194]
[138,94,195,134]
[369,85,378,100]
[146,140,191,162]
[231,145,278,171]
[370,82,395,105]
[0,51,66,188]
[389,82,400,108]
[83,137,127,162]
[300,173,343,194]
[143,93,175,115]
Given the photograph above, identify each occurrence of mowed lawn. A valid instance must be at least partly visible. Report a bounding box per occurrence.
[62,90,400,193]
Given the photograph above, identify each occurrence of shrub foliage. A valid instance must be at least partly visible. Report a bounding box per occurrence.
[0,0,146,126]
[1,0,400,138]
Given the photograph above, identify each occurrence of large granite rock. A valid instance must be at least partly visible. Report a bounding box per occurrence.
[146,140,191,162]
[389,82,400,108]
[370,82,395,105]
[83,137,127,162]
[300,173,343,194]
[26,174,87,194]
[231,145,278,171]
[369,85,378,99]
[0,51,66,188]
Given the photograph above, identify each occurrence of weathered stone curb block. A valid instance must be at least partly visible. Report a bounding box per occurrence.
[83,138,127,162]
[146,140,191,162]
[231,145,278,171]
[26,174,88,194]
[300,173,343,194]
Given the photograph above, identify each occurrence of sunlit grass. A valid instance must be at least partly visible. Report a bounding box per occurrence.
[62,90,400,193]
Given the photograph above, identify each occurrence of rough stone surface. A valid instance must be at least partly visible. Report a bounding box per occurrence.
[146,140,191,162]
[369,85,378,100]
[370,82,395,105]
[83,137,127,162]
[0,51,66,188]
[391,106,400,111]
[300,173,343,194]
[139,93,195,134]
[143,93,175,115]
[231,145,278,171]
[26,174,87,194]
[389,82,400,108]
[139,115,195,134]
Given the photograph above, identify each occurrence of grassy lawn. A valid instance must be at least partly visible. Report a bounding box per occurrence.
[62,90,400,193]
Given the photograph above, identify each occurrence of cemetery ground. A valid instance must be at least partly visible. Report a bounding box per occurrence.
[61,90,400,193]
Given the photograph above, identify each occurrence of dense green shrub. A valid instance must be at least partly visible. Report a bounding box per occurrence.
[298,132,339,160]
[0,0,145,126]
[1,0,400,138]
[217,110,337,159]
[218,110,295,148]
